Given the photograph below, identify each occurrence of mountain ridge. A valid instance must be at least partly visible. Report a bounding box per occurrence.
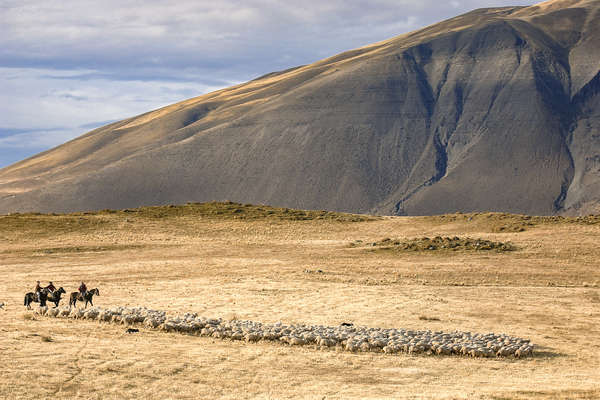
[1,0,599,215]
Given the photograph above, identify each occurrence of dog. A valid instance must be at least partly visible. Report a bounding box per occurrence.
[126,328,139,334]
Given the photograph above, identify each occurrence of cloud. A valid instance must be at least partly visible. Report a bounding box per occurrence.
[0,0,535,168]
[0,0,534,76]
[78,120,120,130]
[0,128,75,149]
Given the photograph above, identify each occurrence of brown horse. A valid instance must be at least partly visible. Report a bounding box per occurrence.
[24,290,47,309]
[69,288,99,308]
[46,287,66,308]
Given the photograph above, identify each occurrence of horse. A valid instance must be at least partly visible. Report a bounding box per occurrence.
[46,287,66,308]
[69,288,99,308]
[24,290,48,309]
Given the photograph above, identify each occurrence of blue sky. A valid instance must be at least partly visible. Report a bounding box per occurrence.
[0,0,535,168]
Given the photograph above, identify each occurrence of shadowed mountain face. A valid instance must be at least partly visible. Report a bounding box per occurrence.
[1,0,599,216]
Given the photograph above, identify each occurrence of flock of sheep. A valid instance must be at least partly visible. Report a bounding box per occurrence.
[34,305,534,358]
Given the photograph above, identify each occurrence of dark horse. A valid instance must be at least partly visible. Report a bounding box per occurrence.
[46,287,66,308]
[24,290,48,309]
[69,288,99,308]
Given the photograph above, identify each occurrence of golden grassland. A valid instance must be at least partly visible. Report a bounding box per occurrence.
[0,202,599,399]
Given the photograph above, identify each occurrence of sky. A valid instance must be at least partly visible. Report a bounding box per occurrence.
[0,0,535,168]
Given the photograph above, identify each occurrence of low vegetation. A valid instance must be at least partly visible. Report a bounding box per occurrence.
[97,201,376,221]
[0,201,373,227]
[424,212,600,233]
[356,236,515,252]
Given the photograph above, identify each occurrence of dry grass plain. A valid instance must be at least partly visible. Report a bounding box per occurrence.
[1,202,599,399]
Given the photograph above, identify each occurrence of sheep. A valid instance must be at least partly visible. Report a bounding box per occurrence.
[245,333,261,342]
[262,331,280,341]
[289,336,306,346]
[160,322,177,332]
[144,317,161,328]
[469,348,485,357]
[200,327,213,336]
[359,342,371,352]
[83,308,100,320]
[120,315,136,325]
[480,348,495,358]
[383,345,399,354]
[47,307,60,317]
[98,310,112,322]
[345,341,360,352]
[319,338,337,348]
[69,308,84,319]
[496,347,513,357]
[38,304,535,358]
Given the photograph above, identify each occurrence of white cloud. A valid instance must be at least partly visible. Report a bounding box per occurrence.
[0,0,535,167]
[0,129,76,149]
[0,67,230,129]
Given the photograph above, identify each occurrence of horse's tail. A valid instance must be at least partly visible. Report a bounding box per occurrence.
[24,294,27,306]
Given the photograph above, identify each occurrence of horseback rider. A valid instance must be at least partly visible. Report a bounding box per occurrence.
[46,281,56,293]
[34,281,42,302]
[79,281,87,299]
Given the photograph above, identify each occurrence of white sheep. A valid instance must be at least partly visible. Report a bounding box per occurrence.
[47,307,60,317]
[69,308,84,319]
[38,304,535,358]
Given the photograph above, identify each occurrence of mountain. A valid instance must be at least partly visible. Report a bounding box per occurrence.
[1,0,599,216]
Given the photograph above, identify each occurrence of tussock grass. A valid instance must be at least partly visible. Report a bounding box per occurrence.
[109,201,375,222]
[423,212,600,233]
[0,202,373,236]
[34,244,147,255]
[0,214,112,237]
[359,236,515,252]
[418,315,441,321]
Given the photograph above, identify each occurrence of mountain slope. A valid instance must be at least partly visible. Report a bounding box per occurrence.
[1,0,599,215]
